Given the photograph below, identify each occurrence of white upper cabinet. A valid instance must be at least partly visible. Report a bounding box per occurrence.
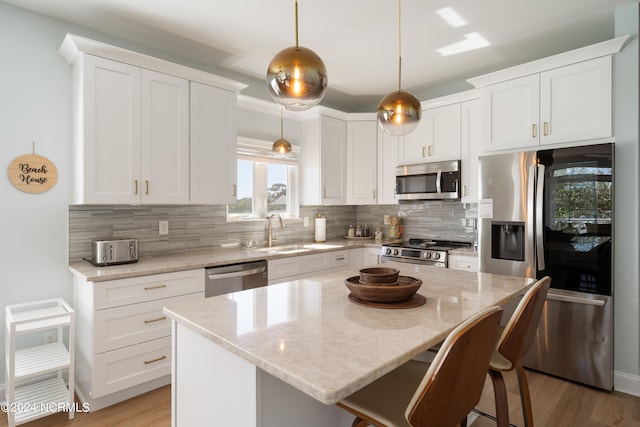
[377,130,400,204]
[78,56,189,204]
[346,120,377,205]
[481,74,540,151]
[469,36,629,152]
[301,112,347,205]
[482,57,612,151]
[400,103,461,164]
[80,55,142,204]
[190,82,237,205]
[59,33,246,205]
[321,115,347,204]
[460,98,482,203]
[539,56,612,145]
[140,69,189,204]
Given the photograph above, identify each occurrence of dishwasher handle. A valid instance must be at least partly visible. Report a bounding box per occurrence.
[207,266,266,280]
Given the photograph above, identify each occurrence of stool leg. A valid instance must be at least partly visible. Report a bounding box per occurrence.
[515,363,534,427]
[351,417,369,427]
[489,369,510,427]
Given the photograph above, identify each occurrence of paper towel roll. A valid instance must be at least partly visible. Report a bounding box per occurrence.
[315,217,326,242]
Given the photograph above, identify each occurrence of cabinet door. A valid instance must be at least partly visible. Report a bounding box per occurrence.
[81,55,141,204]
[190,82,238,204]
[377,131,400,204]
[460,99,481,203]
[482,74,539,151]
[400,113,428,164]
[346,121,377,205]
[540,56,612,145]
[140,70,189,204]
[423,103,462,161]
[321,116,347,204]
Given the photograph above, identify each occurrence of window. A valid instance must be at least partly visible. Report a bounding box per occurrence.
[227,137,299,220]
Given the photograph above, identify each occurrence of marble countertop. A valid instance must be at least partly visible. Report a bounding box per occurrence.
[68,238,379,282]
[163,262,533,405]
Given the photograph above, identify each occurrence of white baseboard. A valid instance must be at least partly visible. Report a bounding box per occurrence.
[614,370,640,397]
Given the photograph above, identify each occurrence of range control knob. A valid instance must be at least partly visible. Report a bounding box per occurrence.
[424,252,431,259]
[393,249,399,256]
[385,248,392,255]
[434,253,441,260]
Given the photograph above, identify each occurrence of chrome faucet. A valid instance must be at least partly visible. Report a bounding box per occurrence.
[267,213,284,247]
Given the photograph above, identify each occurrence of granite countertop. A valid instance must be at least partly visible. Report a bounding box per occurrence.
[68,238,381,282]
[163,262,533,405]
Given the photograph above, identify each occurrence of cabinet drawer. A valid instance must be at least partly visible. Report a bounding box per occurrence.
[94,269,204,309]
[94,292,204,354]
[92,336,171,398]
[448,255,478,272]
[330,250,349,269]
[300,253,331,273]
[268,257,303,281]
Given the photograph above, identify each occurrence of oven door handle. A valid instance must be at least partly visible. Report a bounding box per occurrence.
[436,169,442,194]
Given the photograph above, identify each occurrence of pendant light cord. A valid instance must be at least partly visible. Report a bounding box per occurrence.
[280,108,284,138]
[295,0,299,48]
[397,0,402,92]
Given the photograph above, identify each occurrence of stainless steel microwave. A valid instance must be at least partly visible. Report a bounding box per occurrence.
[395,160,461,200]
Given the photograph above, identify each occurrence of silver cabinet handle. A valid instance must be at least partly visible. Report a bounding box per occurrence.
[144,284,167,291]
[543,122,549,136]
[134,180,139,195]
[145,180,149,195]
[232,184,237,197]
[421,147,426,157]
[532,123,537,138]
[144,316,167,324]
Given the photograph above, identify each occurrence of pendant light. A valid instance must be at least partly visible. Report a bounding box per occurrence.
[266,0,328,111]
[272,108,292,157]
[377,0,421,136]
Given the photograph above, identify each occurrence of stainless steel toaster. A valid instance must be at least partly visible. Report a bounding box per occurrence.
[87,238,139,266]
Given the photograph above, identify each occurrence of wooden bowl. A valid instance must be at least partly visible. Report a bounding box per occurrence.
[345,276,422,303]
[359,267,400,285]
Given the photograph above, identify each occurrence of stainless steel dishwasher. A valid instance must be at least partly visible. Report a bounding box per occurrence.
[205,260,268,297]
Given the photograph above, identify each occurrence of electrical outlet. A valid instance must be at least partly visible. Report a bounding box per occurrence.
[159,220,169,235]
[43,331,57,344]
[384,215,390,225]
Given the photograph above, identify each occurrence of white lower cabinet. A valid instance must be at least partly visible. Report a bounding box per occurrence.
[349,248,381,270]
[268,250,349,285]
[448,254,479,272]
[73,269,204,410]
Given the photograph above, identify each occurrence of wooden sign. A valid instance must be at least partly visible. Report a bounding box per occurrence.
[7,153,58,194]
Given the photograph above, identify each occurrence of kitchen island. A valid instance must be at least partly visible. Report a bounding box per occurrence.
[164,262,533,427]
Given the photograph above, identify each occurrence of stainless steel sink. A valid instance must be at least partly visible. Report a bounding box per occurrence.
[250,243,342,255]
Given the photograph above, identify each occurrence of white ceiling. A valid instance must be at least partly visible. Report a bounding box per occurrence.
[5,0,635,110]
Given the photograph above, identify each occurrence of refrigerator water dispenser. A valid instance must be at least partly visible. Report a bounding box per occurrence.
[491,222,525,261]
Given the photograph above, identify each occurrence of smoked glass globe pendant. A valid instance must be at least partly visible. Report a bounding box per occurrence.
[272,108,292,157]
[377,0,421,136]
[266,0,327,111]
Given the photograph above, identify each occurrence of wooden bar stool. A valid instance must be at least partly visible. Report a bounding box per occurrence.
[337,306,504,427]
[487,276,551,427]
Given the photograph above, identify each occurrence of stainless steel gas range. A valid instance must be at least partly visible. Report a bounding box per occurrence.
[380,239,473,267]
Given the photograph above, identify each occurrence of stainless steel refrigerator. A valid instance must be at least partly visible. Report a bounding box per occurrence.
[478,143,613,390]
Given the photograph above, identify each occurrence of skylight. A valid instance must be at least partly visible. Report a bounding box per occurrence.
[436,7,467,28]
[437,32,491,56]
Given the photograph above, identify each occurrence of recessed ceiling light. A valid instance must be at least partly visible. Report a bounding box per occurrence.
[436,7,467,28]
[437,32,491,56]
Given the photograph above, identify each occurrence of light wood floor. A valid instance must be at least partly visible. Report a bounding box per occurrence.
[2,369,638,426]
